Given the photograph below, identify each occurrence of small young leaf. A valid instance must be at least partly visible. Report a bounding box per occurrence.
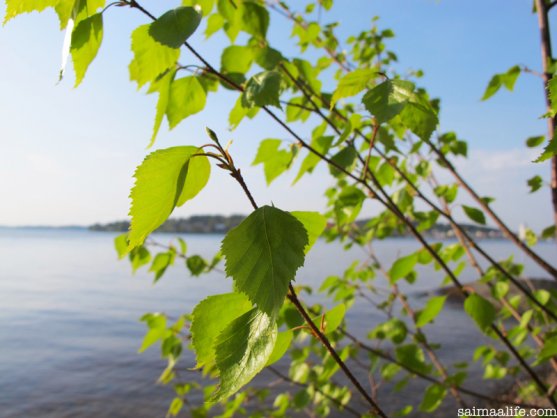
[266,330,293,366]
[139,313,168,353]
[114,234,129,259]
[221,45,253,74]
[420,384,446,412]
[331,68,376,108]
[389,254,418,283]
[149,251,175,282]
[191,293,253,368]
[548,76,557,117]
[290,211,327,253]
[526,135,545,148]
[128,147,210,249]
[129,25,180,88]
[242,71,282,109]
[211,308,277,401]
[415,296,446,327]
[527,175,543,193]
[221,206,308,315]
[70,13,103,87]
[293,135,334,184]
[464,293,496,333]
[149,7,201,48]
[166,76,207,128]
[542,225,556,239]
[240,2,269,39]
[362,79,414,123]
[252,139,293,185]
[462,205,486,225]
[538,336,557,364]
[186,255,207,276]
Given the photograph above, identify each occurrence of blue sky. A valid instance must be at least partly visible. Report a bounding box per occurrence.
[0,0,554,230]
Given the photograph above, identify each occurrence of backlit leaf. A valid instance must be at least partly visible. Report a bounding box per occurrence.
[527,175,543,193]
[240,2,269,39]
[252,139,293,185]
[166,76,207,128]
[331,69,376,108]
[70,13,103,87]
[266,330,293,366]
[149,7,201,49]
[389,253,418,282]
[290,211,327,253]
[242,71,282,109]
[128,147,210,249]
[293,136,334,184]
[221,206,308,315]
[129,25,180,88]
[191,293,253,368]
[148,69,175,147]
[221,45,253,74]
[211,308,277,401]
[415,296,446,327]
[3,0,58,24]
[464,293,496,333]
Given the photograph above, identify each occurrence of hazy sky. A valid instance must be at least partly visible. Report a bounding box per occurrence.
[0,1,554,230]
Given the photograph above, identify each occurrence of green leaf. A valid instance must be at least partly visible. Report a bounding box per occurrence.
[128,147,210,249]
[526,135,545,148]
[139,313,168,352]
[149,251,175,282]
[221,206,308,315]
[462,205,486,225]
[70,13,103,87]
[242,71,282,109]
[538,336,557,364]
[527,175,543,193]
[534,134,557,163]
[167,398,184,417]
[205,13,224,37]
[331,69,376,108]
[149,7,201,48]
[221,45,253,74]
[148,70,174,147]
[186,255,207,276]
[240,2,269,39]
[319,304,346,334]
[290,211,327,253]
[3,0,58,24]
[252,139,293,185]
[293,136,334,184]
[211,308,277,401]
[129,245,151,272]
[542,225,556,239]
[129,24,180,88]
[166,76,207,128]
[362,79,437,140]
[415,296,446,327]
[482,66,521,100]
[266,330,293,366]
[395,344,429,374]
[114,233,128,259]
[464,293,496,333]
[362,79,415,123]
[191,293,253,368]
[420,384,446,412]
[389,254,418,283]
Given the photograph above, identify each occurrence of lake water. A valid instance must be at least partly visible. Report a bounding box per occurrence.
[0,228,555,417]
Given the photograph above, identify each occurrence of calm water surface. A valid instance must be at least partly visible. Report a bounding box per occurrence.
[0,229,555,417]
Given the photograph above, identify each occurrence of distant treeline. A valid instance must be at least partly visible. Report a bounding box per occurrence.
[89,215,507,239]
[90,215,246,234]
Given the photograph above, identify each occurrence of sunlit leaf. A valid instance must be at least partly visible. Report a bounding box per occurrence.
[128,147,210,249]
[191,293,252,368]
[70,13,103,87]
[242,71,282,109]
[464,293,495,333]
[211,308,277,401]
[166,76,207,128]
